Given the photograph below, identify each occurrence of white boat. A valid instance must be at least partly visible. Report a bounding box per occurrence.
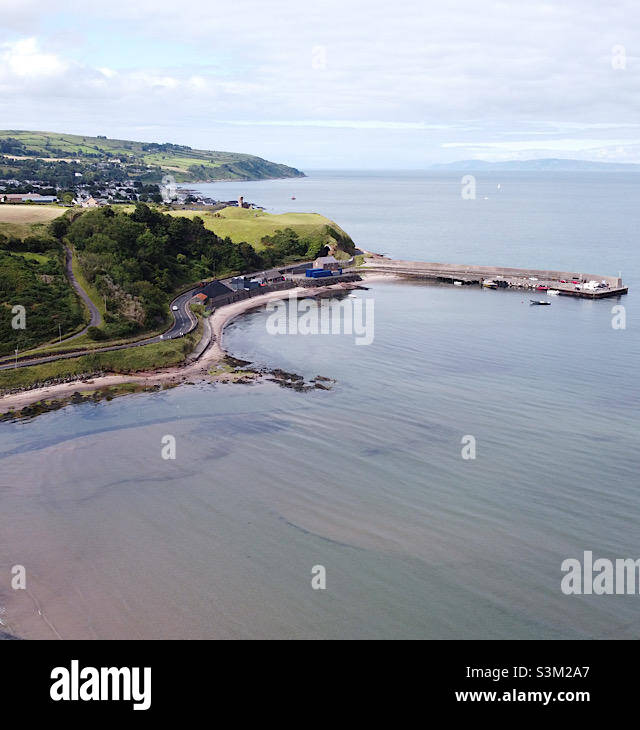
[453,281,463,286]
[546,289,559,296]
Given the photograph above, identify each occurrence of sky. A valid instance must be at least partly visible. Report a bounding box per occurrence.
[0,0,639,169]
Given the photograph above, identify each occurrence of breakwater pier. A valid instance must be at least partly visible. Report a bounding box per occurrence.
[362,258,628,299]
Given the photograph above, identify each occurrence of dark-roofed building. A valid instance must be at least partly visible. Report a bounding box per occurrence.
[201,280,234,301]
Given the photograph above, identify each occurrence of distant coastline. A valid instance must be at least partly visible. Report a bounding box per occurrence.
[431,157,640,172]
[0,129,305,183]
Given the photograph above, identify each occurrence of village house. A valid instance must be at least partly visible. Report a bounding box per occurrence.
[81,197,101,208]
[313,255,339,269]
[193,292,209,305]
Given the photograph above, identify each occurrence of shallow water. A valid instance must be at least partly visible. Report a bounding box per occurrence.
[1,171,638,639]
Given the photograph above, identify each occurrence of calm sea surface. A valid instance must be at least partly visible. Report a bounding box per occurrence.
[1,171,638,639]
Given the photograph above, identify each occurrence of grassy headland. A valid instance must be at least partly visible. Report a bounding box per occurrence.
[0,191,357,383]
[169,206,355,254]
[0,130,304,183]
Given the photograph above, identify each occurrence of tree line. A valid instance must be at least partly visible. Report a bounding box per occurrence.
[65,204,323,339]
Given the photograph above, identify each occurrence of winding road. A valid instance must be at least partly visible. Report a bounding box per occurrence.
[0,260,310,372]
[0,276,201,372]
[63,245,103,340]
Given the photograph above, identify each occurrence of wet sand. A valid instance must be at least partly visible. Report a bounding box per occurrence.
[0,281,370,413]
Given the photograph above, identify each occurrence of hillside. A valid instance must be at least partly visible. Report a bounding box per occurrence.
[169,207,356,256]
[0,247,84,357]
[0,201,356,356]
[0,130,305,182]
[65,204,351,340]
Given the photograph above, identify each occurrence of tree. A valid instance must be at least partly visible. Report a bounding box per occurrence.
[87,326,107,341]
[49,217,70,239]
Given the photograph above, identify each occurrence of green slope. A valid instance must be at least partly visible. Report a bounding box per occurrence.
[0,248,85,357]
[0,130,305,182]
[168,206,356,254]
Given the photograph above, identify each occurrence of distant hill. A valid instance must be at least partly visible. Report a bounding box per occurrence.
[0,130,305,182]
[431,158,640,172]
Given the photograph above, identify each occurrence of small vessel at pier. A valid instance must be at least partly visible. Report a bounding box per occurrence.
[361,258,629,298]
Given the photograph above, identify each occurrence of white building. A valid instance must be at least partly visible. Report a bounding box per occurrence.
[313,255,338,269]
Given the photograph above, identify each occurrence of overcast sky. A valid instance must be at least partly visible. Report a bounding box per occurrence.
[1,0,638,169]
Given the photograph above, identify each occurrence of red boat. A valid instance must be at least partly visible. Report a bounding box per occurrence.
[536,285,549,291]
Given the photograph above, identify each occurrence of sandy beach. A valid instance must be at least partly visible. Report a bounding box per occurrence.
[0,279,380,414]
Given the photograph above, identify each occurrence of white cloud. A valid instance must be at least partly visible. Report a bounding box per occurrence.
[223,120,457,130]
[0,38,213,102]
[0,2,42,33]
[0,37,68,79]
[1,1,640,166]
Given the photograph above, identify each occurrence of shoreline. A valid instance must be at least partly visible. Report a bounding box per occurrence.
[0,278,384,415]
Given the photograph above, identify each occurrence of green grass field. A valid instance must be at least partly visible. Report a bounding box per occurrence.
[4,329,159,361]
[168,206,353,250]
[7,251,52,264]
